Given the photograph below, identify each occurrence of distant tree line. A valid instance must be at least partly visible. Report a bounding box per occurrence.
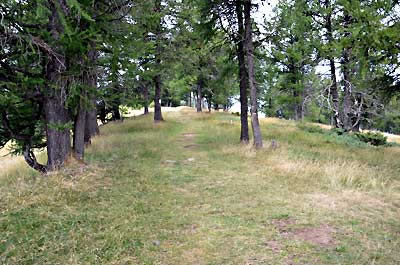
[263,0,400,132]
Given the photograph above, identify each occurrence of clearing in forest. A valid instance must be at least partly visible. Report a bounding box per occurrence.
[1,108,400,264]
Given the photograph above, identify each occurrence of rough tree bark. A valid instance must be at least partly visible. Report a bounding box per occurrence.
[84,99,99,145]
[84,46,99,145]
[111,103,121,121]
[325,0,341,128]
[236,0,250,143]
[342,51,353,131]
[341,12,353,132]
[110,84,122,121]
[23,144,47,174]
[196,77,203,112]
[143,83,149,115]
[44,85,71,170]
[74,46,97,158]
[329,57,341,127]
[293,86,302,121]
[153,74,163,121]
[44,0,71,171]
[73,103,86,160]
[207,96,212,112]
[153,0,163,122]
[244,0,263,148]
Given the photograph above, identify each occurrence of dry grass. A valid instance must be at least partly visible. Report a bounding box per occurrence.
[0,143,35,181]
[0,142,46,181]
[1,108,400,264]
[381,132,400,144]
[123,106,190,117]
[0,155,24,175]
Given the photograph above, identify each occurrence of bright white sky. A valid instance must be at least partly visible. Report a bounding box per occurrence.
[255,0,278,23]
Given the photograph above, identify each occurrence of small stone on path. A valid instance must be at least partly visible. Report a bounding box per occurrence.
[152,240,160,246]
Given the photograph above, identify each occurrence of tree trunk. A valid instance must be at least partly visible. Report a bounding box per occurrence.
[23,144,47,174]
[44,95,71,171]
[341,12,353,132]
[244,0,263,149]
[294,104,300,121]
[73,105,86,160]
[98,100,107,124]
[236,0,249,143]
[84,43,99,145]
[84,101,99,145]
[153,0,163,122]
[143,83,149,115]
[294,88,305,121]
[351,92,363,132]
[112,104,121,121]
[196,77,202,112]
[293,88,300,121]
[294,102,302,121]
[44,0,71,171]
[268,97,273,116]
[329,57,341,127]
[154,75,163,122]
[342,50,353,131]
[324,1,341,128]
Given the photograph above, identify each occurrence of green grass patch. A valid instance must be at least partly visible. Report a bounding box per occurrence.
[1,109,400,264]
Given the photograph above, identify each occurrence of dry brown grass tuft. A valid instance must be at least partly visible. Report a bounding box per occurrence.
[0,143,25,176]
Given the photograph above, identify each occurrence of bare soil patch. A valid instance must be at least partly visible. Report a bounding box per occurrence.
[272,218,296,235]
[177,132,199,146]
[292,225,336,247]
[181,133,197,138]
[263,240,281,253]
[272,218,336,247]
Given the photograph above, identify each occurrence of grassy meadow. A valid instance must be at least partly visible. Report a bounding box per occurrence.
[1,108,400,264]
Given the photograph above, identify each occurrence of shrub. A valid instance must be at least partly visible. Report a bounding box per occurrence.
[375,113,400,135]
[297,123,325,134]
[385,142,400,147]
[296,122,391,147]
[354,131,387,146]
[330,127,346,135]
